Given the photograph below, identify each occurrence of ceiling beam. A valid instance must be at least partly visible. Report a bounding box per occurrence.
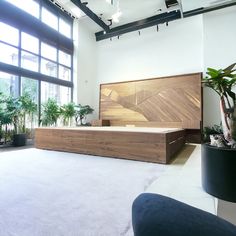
[70,0,110,32]
[95,10,181,41]
[183,1,236,18]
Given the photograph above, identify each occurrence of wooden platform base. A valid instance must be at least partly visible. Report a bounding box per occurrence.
[35,127,186,164]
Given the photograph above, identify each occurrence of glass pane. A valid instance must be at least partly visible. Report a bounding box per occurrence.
[41,59,57,77]
[6,0,39,18]
[42,7,58,31]
[41,82,71,105]
[41,42,57,61]
[0,42,18,66]
[0,71,18,97]
[59,66,71,81]
[21,51,39,72]
[59,18,71,38]
[21,77,38,103]
[21,32,39,54]
[0,22,19,46]
[59,50,71,67]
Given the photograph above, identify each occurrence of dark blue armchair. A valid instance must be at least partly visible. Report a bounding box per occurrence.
[132,193,236,236]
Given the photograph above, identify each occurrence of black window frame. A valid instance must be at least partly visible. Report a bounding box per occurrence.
[0,0,74,124]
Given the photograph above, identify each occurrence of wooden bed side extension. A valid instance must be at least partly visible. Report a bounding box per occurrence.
[35,127,186,164]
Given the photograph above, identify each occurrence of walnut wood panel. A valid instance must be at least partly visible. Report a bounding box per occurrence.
[35,127,186,164]
[100,73,202,129]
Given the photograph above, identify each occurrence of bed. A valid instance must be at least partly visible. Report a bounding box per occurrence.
[35,127,185,164]
[35,73,201,164]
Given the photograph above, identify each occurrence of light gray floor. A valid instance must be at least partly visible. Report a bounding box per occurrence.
[1,143,235,226]
[218,200,236,225]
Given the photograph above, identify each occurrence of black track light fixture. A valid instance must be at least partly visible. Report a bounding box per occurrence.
[165,0,178,8]
[107,19,113,26]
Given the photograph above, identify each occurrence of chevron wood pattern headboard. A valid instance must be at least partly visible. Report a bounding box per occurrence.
[99,73,202,129]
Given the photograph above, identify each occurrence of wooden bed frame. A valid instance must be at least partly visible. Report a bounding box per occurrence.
[35,127,185,164]
[35,73,201,164]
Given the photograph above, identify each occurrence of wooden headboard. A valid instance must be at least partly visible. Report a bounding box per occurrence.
[99,73,202,130]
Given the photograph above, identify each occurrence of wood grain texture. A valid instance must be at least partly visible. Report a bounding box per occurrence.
[35,127,185,164]
[100,73,202,129]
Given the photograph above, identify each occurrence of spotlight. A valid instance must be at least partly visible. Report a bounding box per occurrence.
[165,0,178,8]
[107,19,113,26]
[166,22,169,26]
[138,31,141,36]
[156,25,159,32]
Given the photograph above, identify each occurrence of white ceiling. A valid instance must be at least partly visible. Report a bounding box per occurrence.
[55,0,235,31]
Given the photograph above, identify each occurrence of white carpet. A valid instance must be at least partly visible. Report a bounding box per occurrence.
[0,148,166,236]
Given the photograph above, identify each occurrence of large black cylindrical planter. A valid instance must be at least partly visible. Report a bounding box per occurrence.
[13,133,27,147]
[202,144,236,202]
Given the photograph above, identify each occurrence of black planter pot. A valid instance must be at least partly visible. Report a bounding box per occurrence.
[13,133,27,147]
[201,144,236,202]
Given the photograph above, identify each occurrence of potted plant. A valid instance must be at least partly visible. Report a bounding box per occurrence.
[5,95,27,146]
[75,104,94,126]
[201,63,236,202]
[19,93,37,138]
[40,98,60,127]
[60,102,76,126]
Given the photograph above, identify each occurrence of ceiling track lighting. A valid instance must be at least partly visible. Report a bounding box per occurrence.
[165,0,179,8]
[112,0,122,23]
[106,0,114,5]
[49,0,77,19]
[107,19,113,26]
[156,25,159,32]
[166,22,169,26]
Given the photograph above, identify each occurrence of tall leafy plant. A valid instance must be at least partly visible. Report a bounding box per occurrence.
[0,93,13,143]
[60,102,76,126]
[19,93,37,133]
[202,63,236,147]
[5,96,22,134]
[41,98,60,126]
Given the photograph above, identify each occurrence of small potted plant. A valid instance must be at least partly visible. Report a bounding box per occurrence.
[75,104,94,126]
[201,63,236,202]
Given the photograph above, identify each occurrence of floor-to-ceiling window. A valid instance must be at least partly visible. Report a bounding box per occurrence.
[0,0,74,124]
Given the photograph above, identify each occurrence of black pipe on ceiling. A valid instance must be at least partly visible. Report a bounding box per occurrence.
[71,0,110,32]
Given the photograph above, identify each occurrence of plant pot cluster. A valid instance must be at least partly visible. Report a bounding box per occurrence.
[202,63,236,202]
[40,99,94,127]
[0,93,37,147]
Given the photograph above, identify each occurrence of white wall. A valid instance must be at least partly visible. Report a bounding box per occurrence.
[76,6,236,124]
[75,20,98,120]
[203,6,236,127]
[94,15,203,114]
